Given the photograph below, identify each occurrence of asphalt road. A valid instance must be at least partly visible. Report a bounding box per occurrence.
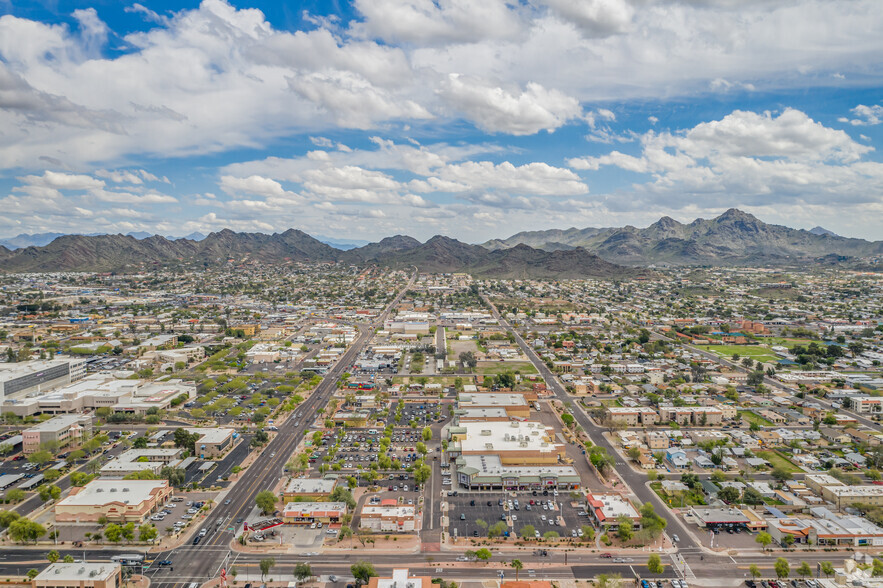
[144,272,417,588]
[481,296,701,552]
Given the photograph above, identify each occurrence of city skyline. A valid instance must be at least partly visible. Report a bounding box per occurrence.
[1,0,882,241]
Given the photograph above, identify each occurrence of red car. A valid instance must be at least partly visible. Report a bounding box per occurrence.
[600,553,613,559]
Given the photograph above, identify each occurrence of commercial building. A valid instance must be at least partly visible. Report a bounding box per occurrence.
[455,454,580,491]
[766,507,883,547]
[55,480,172,523]
[33,563,121,588]
[100,448,184,479]
[585,493,641,530]
[689,507,767,532]
[282,478,337,502]
[850,396,883,414]
[22,414,93,454]
[359,500,417,532]
[281,502,347,525]
[458,393,530,419]
[367,569,431,588]
[1,374,195,417]
[447,421,565,465]
[0,358,87,402]
[185,428,235,458]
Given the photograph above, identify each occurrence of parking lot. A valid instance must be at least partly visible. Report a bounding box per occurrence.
[447,491,590,540]
[305,423,443,481]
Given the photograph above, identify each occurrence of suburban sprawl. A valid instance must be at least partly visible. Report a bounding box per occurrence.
[0,264,879,588]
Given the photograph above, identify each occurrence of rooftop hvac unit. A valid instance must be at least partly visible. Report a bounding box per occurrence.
[481,430,491,436]
[520,442,528,447]
[96,488,104,492]
[485,443,494,450]
[110,488,117,492]
[89,571,97,578]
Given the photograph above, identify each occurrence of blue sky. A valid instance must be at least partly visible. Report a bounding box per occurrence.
[0,0,881,242]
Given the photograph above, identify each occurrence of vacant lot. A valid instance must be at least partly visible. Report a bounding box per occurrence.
[756,450,803,474]
[700,345,778,363]
[476,361,538,375]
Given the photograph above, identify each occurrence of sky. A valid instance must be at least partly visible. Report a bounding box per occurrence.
[0,0,882,243]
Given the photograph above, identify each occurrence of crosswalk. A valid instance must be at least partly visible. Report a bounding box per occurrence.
[669,554,696,580]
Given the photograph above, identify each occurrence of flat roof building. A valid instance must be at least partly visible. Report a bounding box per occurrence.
[360,501,418,533]
[22,414,92,454]
[282,478,338,502]
[0,358,87,402]
[55,479,172,523]
[586,493,640,530]
[185,427,235,458]
[367,569,431,588]
[455,454,580,491]
[33,563,121,588]
[448,421,565,465]
[281,501,347,525]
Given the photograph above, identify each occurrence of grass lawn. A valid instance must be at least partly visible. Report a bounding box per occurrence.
[650,482,707,507]
[756,450,803,474]
[738,410,774,427]
[765,337,817,348]
[476,361,539,375]
[700,344,778,363]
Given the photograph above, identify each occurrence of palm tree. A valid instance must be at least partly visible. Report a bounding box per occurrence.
[511,559,523,580]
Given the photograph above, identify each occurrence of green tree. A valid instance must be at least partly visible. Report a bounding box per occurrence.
[28,450,53,466]
[756,531,772,551]
[104,523,122,543]
[351,561,377,585]
[259,558,275,581]
[820,562,834,578]
[5,488,25,503]
[47,550,60,563]
[139,524,157,542]
[511,559,523,581]
[771,467,793,483]
[543,530,559,539]
[160,466,186,487]
[475,548,492,563]
[749,565,762,579]
[718,486,741,503]
[422,427,432,442]
[255,490,277,515]
[294,563,312,582]
[63,556,75,563]
[487,521,507,538]
[519,525,536,539]
[0,510,21,529]
[647,553,663,574]
[8,519,46,544]
[775,558,790,579]
[329,487,357,510]
[27,570,39,580]
[617,516,633,541]
[796,562,812,578]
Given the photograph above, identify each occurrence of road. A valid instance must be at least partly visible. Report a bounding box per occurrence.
[480,295,700,552]
[144,273,416,588]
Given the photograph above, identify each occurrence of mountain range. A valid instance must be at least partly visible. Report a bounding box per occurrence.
[0,229,643,278]
[483,209,882,266]
[0,209,878,276]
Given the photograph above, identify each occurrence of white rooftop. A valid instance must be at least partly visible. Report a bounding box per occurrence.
[56,480,167,506]
[35,563,119,582]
